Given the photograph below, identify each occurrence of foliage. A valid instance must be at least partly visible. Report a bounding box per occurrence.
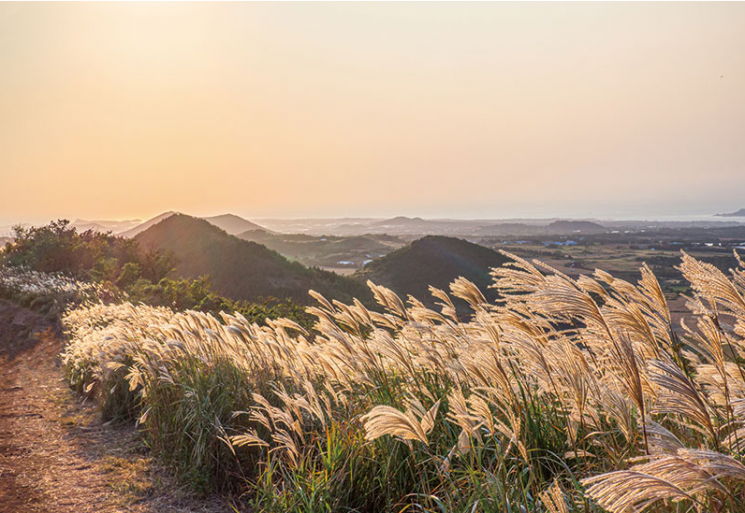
[1,220,314,330]
[3,219,174,284]
[128,275,315,332]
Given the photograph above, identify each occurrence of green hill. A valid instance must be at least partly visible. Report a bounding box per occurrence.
[355,235,510,313]
[237,230,401,268]
[134,214,371,305]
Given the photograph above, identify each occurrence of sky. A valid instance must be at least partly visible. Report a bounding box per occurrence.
[1,2,744,225]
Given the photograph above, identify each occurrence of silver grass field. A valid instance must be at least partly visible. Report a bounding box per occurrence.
[56,251,745,512]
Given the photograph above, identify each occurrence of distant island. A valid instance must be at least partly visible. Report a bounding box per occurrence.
[716,208,745,217]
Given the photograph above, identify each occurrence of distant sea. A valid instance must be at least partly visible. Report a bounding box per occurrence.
[597,214,744,224]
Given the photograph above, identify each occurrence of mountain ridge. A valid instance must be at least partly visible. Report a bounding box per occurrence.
[120,212,270,238]
[133,214,371,305]
[202,214,271,235]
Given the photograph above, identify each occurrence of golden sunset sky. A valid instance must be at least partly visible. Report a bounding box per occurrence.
[1,3,744,224]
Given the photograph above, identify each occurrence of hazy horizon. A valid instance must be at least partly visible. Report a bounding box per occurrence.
[3,209,744,231]
[2,3,744,225]
[2,204,745,229]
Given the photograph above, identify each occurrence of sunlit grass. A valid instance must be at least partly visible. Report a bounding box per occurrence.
[57,251,745,512]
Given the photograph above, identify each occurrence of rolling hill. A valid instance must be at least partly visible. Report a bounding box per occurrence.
[717,208,745,217]
[364,217,488,236]
[122,212,269,238]
[134,214,371,305]
[545,220,606,234]
[372,216,434,228]
[477,220,606,236]
[71,219,142,234]
[237,230,402,268]
[355,235,510,313]
[202,214,270,235]
[475,222,542,236]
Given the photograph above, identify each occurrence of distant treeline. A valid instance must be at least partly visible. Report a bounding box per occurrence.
[2,220,314,329]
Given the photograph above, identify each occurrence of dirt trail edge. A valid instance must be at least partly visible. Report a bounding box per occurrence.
[0,300,236,513]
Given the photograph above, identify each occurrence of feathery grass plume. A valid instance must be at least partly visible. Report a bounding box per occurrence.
[531,269,607,333]
[230,428,270,449]
[445,388,481,443]
[491,250,549,296]
[604,298,663,360]
[731,250,745,336]
[722,397,745,452]
[461,348,515,401]
[429,285,459,322]
[584,448,745,512]
[367,280,409,320]
[686,314,744,438]
[645,420,685,455]
[649,358,718,443]
[308,289,335,314]
[605,330,651,451]
[680,252,745,319]
[450,276,488,311]
[539,479,570,513]
[598,383,636,443]
[361,398,441,446]
[582,470,699,513]
[638,263,676,332]
[546,338,605,440]
[474,309,502,348]
[329,299,362,336]
[577,273,610,299]
[466,390,529,461]
[597,264,672,339]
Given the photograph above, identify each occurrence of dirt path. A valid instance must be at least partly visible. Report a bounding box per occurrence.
[0,300,235,513]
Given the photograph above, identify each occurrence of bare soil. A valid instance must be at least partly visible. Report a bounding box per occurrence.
[0,300,239,513]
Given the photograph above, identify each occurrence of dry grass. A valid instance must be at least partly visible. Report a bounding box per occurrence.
[57,250,745,512]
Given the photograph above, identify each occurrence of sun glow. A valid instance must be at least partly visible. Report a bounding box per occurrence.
[1,3,744,224]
